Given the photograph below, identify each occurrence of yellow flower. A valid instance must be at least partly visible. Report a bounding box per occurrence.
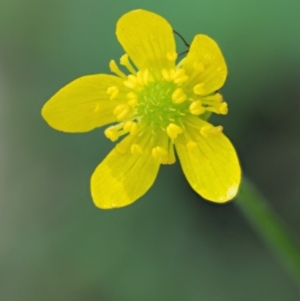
[42,9,241,209]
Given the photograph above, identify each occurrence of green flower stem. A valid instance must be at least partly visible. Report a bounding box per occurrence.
[236,178,300,287]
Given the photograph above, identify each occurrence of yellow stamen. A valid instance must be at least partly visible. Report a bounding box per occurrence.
[206,102,228,115]
[173,69,188,84]
[189,100,205,115]
[136,69,150,86]
[152,146,168,159]
[162,69,173,81]
[104,124,123,142]
[166,123,183,139]
[172,88,187,104]
[113,104,130,120]
[126,92,138,106]
[200,125,223,137]
[124,74,138,89]
[120,54,136,75]
[107,86,119,100]
[123,120,138,135]
[109,60,126,78]
[193,83,206,95]
[131,143,143,154]
[204,93,223,103]
[142,69,150,84]
[166,52,177,61]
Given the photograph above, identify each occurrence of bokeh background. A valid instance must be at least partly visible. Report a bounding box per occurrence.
[1,0,300,300]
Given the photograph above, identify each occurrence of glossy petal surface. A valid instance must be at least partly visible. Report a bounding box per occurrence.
[183,34,227,95]
[116,10,176,75]
[176,120,241,203]
[91,133,160,209]
[42,74,126,132]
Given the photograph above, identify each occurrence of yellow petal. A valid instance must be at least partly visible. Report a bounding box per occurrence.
[183,34,227,95]
[116,10,176,76]
[42,74,126,132]
[175,120,241,203]
[91,134,160,209]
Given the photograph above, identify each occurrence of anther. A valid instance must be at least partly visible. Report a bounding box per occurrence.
[142,69,150,84]
[166,52,177,61]
[206,102,228,115]
[104,125,121,142]
[123,120,138,135]
[126,92,138,106]
[136,69,150,86]
[162,69,173,81]
[109,60,126,78]
[208,93,223,102]
[200,125,223,137]
[113,104,130,120]
[172,88,187,104]
[166,123,183,139]
[189,100,205,115]
[173,69,188,84]
[120,54,136,75]
[152,146,168,159]
[107,86,119,100]
[193,83,206,95]
[124,74,138,89]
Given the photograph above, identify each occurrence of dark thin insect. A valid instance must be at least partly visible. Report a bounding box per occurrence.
[173,30,190,57]
[173,30,190,48]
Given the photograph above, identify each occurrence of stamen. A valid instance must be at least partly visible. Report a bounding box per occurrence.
[193,83,206,95]
[173,69,188,84]
[204,93,223,103]
[136,69,150,86]
[131,143,143,154]
[109,60,126,78]
[205,102,228,115]
[172,88,187,104]
[166,123,183,139]
[200,124,223,137]
[126,92,138,106]
[107,86,119,100]
[104,123,123,141]
[162,68,174,81]
[142,69,150,84]
[152,146,168,159]
[120,54,136,75]
[123,120,138,135]
[113,104,130,120]
[124,74,138,89]
[166,52,178,61]
[189,100,205,115]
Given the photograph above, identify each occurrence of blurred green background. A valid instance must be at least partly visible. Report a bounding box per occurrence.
[1,0,300,300]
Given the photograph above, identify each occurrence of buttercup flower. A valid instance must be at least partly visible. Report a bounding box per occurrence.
[42,9,241,209]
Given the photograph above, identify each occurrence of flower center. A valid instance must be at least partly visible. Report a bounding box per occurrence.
[136,81,186,130]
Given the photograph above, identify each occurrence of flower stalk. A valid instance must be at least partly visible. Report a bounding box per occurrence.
[237,178,300,287]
